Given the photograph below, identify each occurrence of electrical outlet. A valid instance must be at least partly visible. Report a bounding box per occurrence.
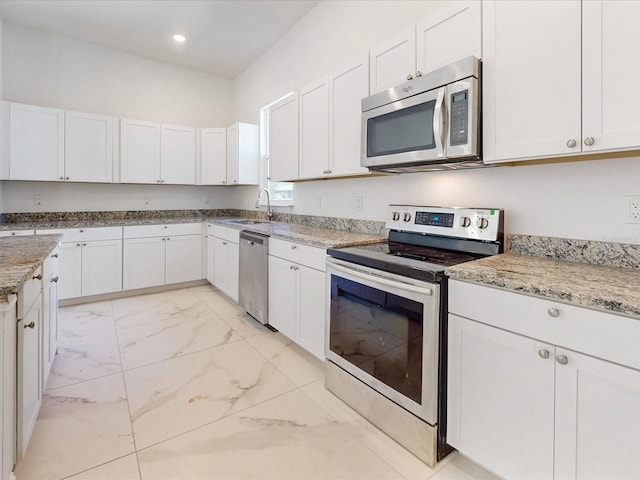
[625,196,640,224]
[353,195,363,211]
[34,194,42,206]
[144,195,151,205]
[203,195,209,205]
[314,195,322,209]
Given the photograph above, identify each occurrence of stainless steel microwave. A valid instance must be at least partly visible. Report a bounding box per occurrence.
[361,56,482,173]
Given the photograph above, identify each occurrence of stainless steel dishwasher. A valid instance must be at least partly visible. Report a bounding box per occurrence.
[238,230,269,325]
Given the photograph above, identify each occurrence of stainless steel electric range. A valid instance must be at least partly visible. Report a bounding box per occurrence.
[324,205,504,466]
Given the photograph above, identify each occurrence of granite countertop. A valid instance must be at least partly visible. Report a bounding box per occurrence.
[445,252,640,318]
[0,217,206,231]
[0,234,62,297]
[210,218,385,249]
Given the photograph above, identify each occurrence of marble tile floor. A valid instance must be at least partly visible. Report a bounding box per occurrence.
[15,285,500,480]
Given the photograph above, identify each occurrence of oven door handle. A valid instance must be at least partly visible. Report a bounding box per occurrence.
[433,87,446,158]
[328,261,433,296]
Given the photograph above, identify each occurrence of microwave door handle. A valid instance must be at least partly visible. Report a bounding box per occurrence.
[329,261,433,296]
[433,87,446,157]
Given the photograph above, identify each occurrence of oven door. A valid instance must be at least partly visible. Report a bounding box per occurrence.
[361,86,446,169]
[325,258,440,424]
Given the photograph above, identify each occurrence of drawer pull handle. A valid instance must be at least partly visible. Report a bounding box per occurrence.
[52,276,59,283]
[222,241,228,245]
[52,253,59,258]
[289,265,299,271]
[291,245,297,250]
[32,274,42,280]
[538,349,550,359]
[547,307,560,318]
[24,321,35,329]
[79,229,84,233]
[556,355,569,365]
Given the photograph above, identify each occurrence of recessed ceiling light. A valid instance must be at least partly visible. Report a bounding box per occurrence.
[173,34,186,43]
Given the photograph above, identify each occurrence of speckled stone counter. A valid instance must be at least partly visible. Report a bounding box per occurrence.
[445,252,640,318]
[0,235,62,297]
[0,216,206,231]
[210,218,385,249]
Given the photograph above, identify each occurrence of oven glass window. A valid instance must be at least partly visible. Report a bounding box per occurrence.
[367,100,436,157]
[330,275,423,404]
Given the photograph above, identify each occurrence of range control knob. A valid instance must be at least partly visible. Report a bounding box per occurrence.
[392,211,400,221]
[460,216,471,228]
[403,212,412,222]
[476,217,489,229]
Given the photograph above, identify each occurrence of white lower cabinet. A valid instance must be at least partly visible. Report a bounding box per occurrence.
[16,269,43,461]
[205,227,215,284]
[123,223,204,291]
[448,280,640,480]
[1,295,17,480]
[268,238,326,359]
[211,226,239,301]
[41,248,59,384]
[37,227,123,300]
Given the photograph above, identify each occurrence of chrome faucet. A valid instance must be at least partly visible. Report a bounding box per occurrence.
[255,187,274,220]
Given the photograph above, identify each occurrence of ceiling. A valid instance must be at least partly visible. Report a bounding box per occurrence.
[0,0,320,78]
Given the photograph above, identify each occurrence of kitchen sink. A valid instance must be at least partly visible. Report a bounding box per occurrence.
[233,219,272,225]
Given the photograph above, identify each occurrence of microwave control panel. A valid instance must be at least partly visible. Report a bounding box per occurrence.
[450,90,469,146]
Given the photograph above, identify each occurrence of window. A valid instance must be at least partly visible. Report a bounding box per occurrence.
[259,95,293,207]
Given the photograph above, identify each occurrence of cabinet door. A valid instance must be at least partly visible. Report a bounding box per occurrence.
[165,234,203,284]
[161,124,196,184]
[206,235,215,284]
[226,123,239,185]
[268,255,297,341]
[17,298,42,459]
[212,237,230,295]
[41,271,58,386]
[9,103,65,181]
[369,27,416,94]
[2,299,17,479]
[555,348,640,480]
[227,241,239,302]
[329,56,369,177]
[582,0,640,154]
[58,243,82,300]
[482,0,582,162]
[416,1,481,73]
[81,239,123,296]
[120,118,161,184]
[269,93,299,182]
[122,237,165,290]
[297,265,325,360]
[299,77,329,180]
[447,314,555,479]
[65,111,114,183]
[236,123,260,185]
[200,128,227,185]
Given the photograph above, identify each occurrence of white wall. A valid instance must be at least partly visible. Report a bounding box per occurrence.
[1,22,237,213]
[232,0,640,243]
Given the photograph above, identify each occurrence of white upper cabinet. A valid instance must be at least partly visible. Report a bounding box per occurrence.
[369,27,416,94]
[9,103,65,181]
[484,0,640,163]
[582,0,640,154]
[120,118,161,183]
[329,55,370,177]
[65,111,114,183]
[299,77,329,180]
[200,128,227,185]
[269,92,299,182]
[482,0,582,162]
[160,124,196,184]
[416,1,481,73]
[226,122,259,185]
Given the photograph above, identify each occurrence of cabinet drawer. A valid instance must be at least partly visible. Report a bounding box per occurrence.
[42,246,60,281]
[211,225,240,243]
[269,238,326,271]
[0,229,35,237]
[37,226,122,242]
[17,266,42,320]
[124,222,202,239]
[449,279,640,371]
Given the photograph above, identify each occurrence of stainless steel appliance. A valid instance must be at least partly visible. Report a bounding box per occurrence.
[239,231,269,325]
[325,205,503,466]
[361,56,481,173]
